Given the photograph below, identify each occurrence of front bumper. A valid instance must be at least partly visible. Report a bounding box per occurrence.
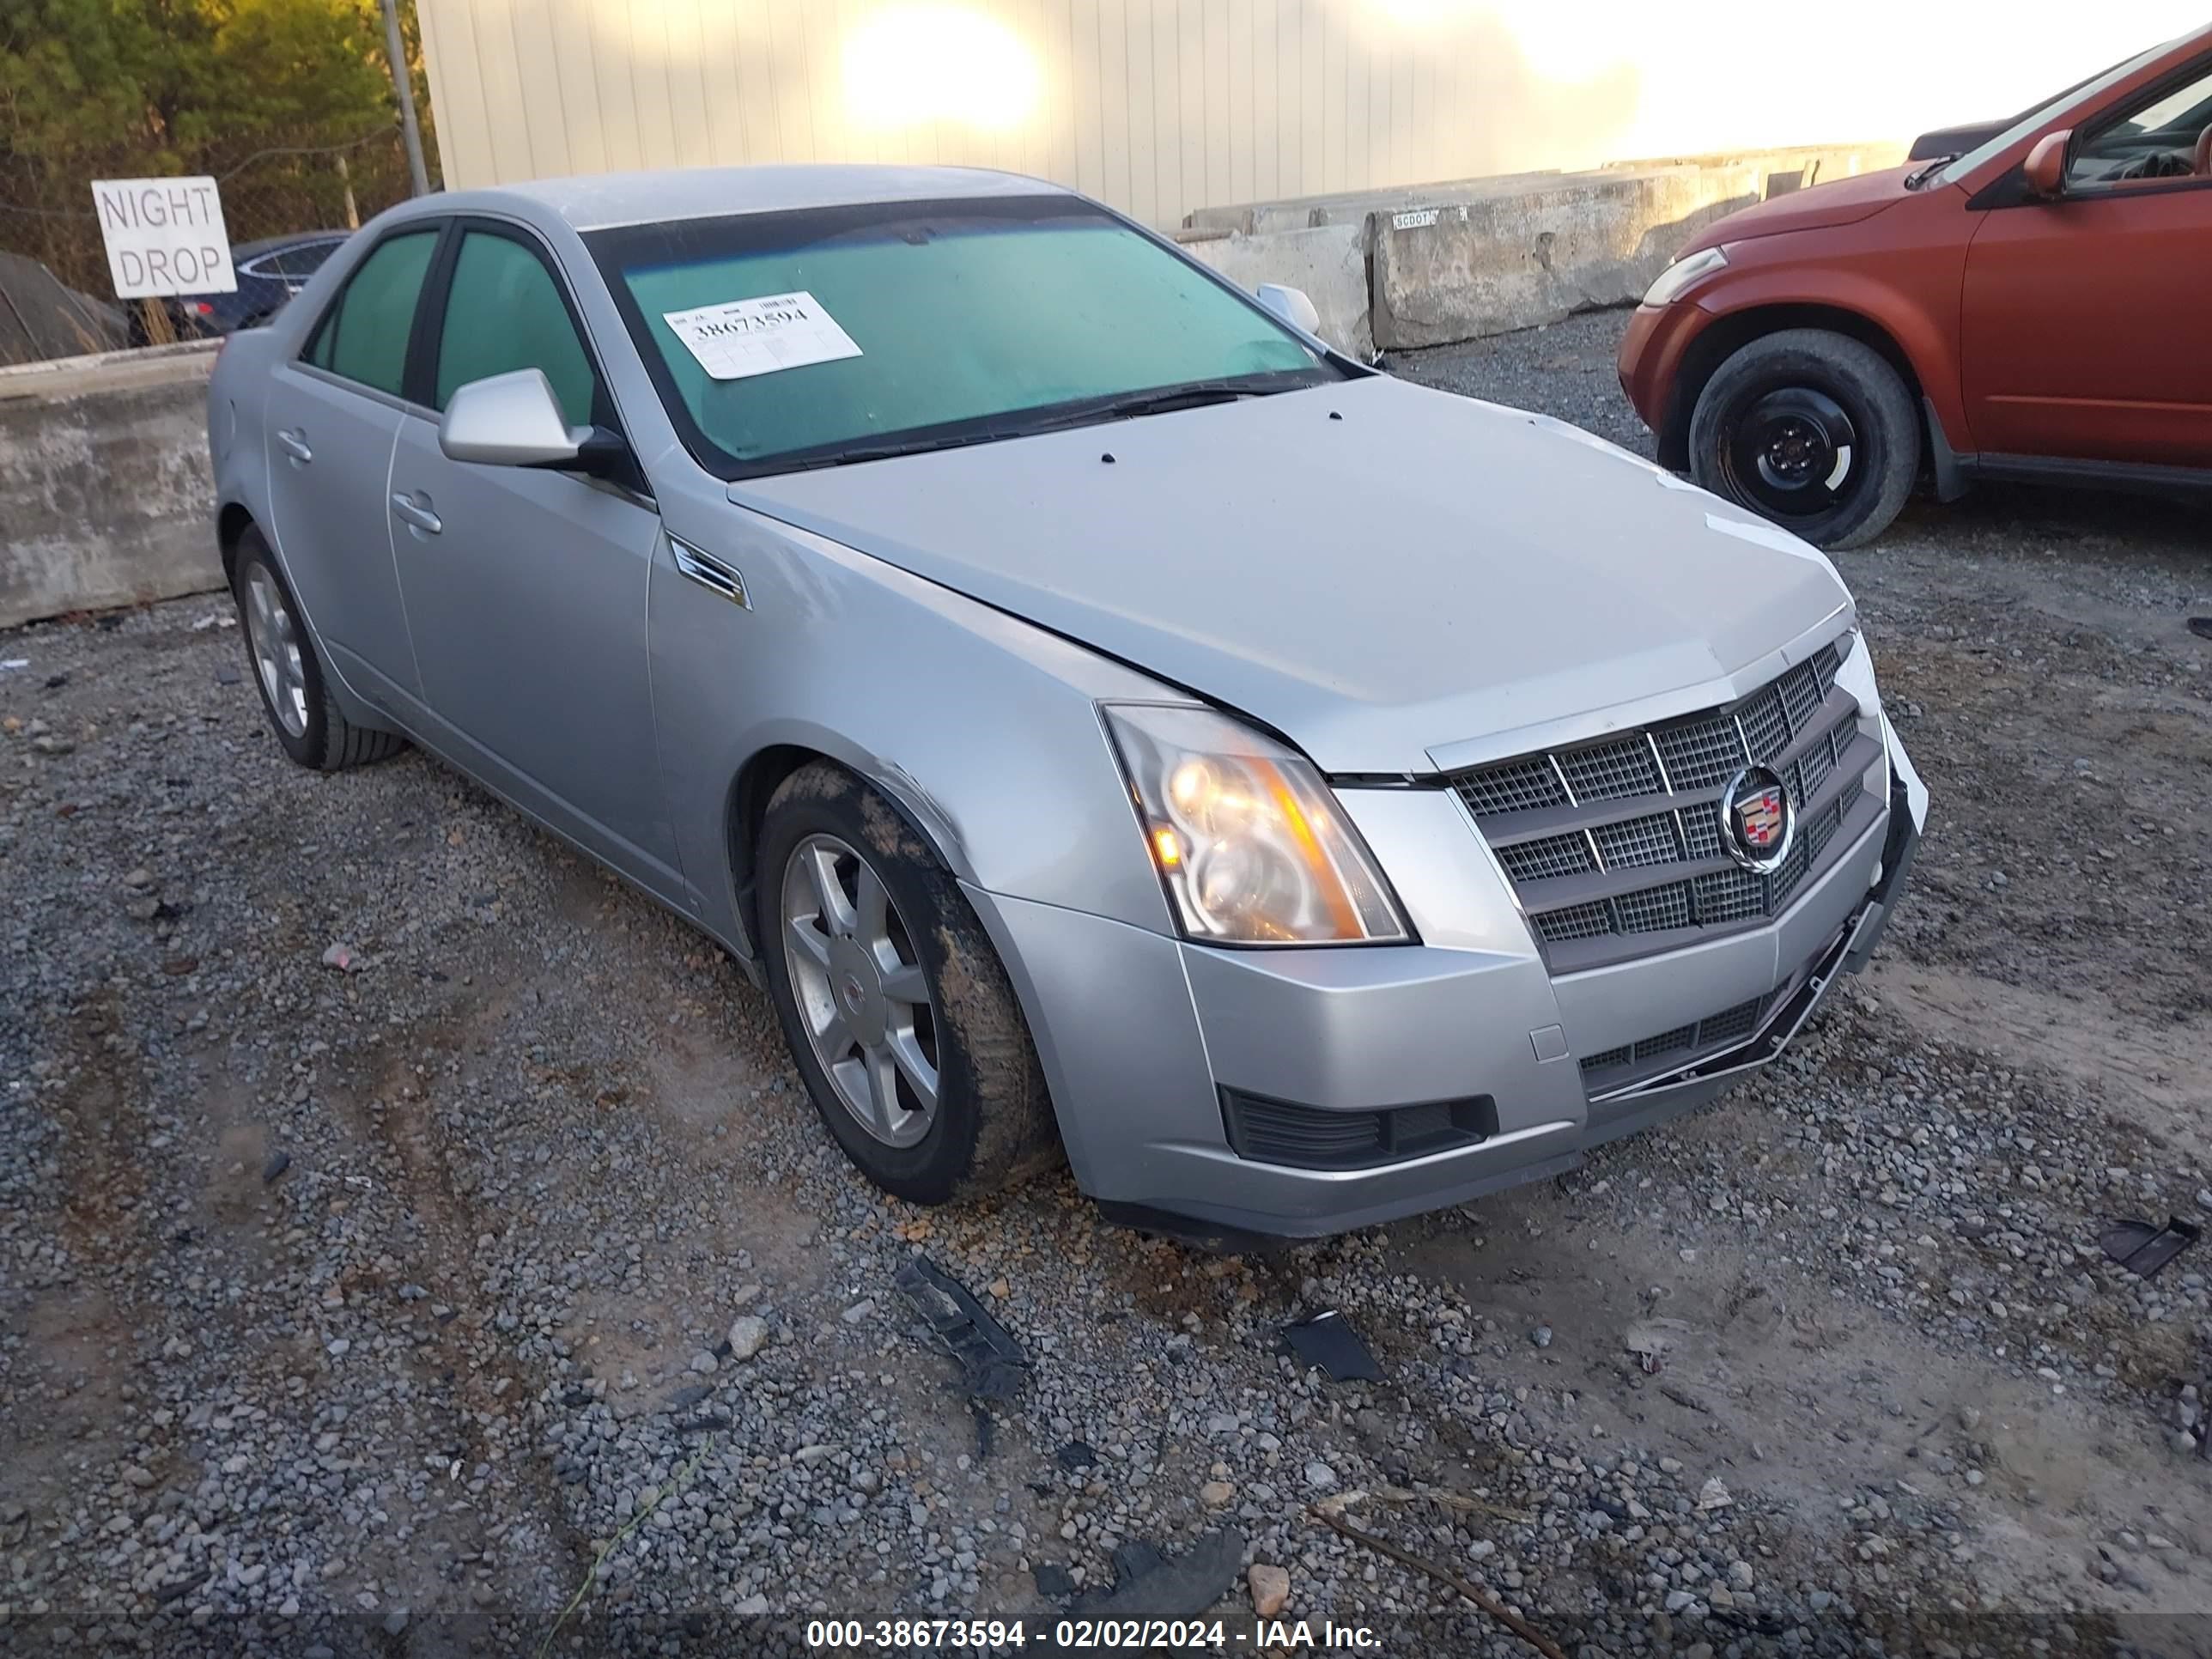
[1617,298,1713,467]
[970,725,1924,1240]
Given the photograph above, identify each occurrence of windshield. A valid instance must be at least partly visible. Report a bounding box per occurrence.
[1934,40,2172,185]
[586,196,1340,479]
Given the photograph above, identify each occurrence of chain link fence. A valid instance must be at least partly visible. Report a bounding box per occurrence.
[0,125,433,366]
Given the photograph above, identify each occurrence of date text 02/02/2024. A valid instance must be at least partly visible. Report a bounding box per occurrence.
[801,1616,1386,1649]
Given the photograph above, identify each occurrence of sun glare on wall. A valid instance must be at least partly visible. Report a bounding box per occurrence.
[844,4,1041,133]
[1360,0,1477,22]
[1358,0,1634,81]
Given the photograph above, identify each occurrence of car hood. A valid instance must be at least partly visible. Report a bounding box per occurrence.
[1682,163,1917,254]
[728,376,1854,776]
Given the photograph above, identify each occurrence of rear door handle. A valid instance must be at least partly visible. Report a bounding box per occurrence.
[276,428,312,464]
[390,491,442,535]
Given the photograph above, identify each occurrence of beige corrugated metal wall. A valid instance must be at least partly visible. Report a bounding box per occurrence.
[414,0,1642,228]
[414,1,2212,228]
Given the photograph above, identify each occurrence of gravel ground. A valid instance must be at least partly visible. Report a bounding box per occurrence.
[4,307,2210,1659]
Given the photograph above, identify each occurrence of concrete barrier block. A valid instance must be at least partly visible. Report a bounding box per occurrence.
[1369,144,1905,351]
[1188,141,1906,353]
[1187,142,1905,238]
[1179,220,1374,362]
[1190,167,1573,236]
[1,343,221,629]
[1370,166,1759,349]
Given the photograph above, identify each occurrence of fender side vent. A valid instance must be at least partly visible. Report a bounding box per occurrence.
[670,537,750,608]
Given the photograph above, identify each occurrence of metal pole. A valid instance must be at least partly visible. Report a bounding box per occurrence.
[336,152,361,228]
[379,0,430,196]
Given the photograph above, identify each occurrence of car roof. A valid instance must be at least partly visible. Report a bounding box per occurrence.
[419,165,1076,233]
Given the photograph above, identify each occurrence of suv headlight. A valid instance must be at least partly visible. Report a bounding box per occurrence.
[1641,245,1728,307]
[1103,703,1411,945]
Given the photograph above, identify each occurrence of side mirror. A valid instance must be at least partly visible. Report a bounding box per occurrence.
[439,368,633,484]
[440,368,586,466]
[2022,129,2071,198]
[1255,283,1322,335]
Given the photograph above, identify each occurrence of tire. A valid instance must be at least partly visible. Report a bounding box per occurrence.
[230,526,405,771]
[1688,328,1920,550]
[757,762,1060,1206]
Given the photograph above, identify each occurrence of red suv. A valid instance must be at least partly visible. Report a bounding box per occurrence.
[1618,24,2212,547]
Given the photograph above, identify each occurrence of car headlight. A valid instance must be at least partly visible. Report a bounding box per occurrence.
[1102,703,1411,945]
[1641,245,1728,308]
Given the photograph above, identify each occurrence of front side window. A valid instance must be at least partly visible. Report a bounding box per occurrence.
[307,228,437,396]
[2069,60,2212,185]
[587,197,1337,478]
[433,229,599,428]
[1935,41,2172,186]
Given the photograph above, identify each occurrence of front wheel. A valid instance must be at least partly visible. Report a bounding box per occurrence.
[1687,328,1920,550]
[757,762,1060,1206]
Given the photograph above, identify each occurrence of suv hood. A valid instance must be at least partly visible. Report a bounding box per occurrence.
[729,376,1853,775]
[1682,162,1917,255]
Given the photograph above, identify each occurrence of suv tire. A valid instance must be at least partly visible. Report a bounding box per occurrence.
[1689,328,1919,550]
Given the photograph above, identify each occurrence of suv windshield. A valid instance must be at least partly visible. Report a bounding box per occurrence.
[586,196,1340,479]
[1933,40,2171,185]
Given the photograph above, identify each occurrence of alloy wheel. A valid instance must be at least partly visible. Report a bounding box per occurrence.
[242,563,308,738]
[779,833,941,1147]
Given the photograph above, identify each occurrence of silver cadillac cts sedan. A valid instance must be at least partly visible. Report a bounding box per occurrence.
[206,166,1927,1241]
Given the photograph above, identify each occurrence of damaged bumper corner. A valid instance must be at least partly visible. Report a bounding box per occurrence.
[971,720,1928,1242]
[1842,717,1927,975]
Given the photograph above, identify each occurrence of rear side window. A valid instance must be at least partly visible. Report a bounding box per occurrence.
[306,229,437,396]
[433,230,599,428]
[265,240,345,280]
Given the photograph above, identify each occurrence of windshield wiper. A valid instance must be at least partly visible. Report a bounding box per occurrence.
[1016,377,1293,436]
[1905,155,1958,189]
[1083,380,1267,418]
[766,429,1006,474]
[744,376,1305,477]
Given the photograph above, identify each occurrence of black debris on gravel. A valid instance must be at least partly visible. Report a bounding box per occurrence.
[2101,1216,2201,1279]
[1279,1309,1382,1381]
[1054,1439,1097,1471]
[893,1254,1028,1401]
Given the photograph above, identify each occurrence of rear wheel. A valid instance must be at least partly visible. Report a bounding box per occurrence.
[1688,328,1919,550]
[231,527,404,770]
[757,762,1060,1205]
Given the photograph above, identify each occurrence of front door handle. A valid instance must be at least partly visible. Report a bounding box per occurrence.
[390,491,442,536]
[276,428,312,464]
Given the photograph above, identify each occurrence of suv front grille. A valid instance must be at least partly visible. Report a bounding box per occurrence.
[1453,639,1881,972]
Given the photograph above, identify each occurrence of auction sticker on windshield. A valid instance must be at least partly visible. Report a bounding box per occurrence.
[662,291,862,380]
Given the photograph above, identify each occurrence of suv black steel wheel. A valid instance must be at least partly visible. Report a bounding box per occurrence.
[1689,328,1920,550]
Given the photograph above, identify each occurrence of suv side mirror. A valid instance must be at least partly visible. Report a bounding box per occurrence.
[1255,283,1322,335]
[2022,129,2071,198]
[440,368,630,481]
